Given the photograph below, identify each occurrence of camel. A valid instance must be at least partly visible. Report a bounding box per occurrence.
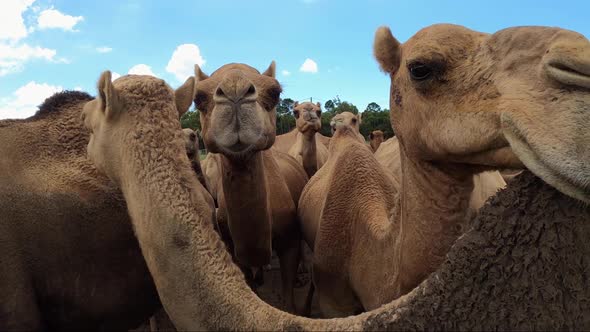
[368,130,384,152]
[374,135,507,221]
[298,22,590,318]
[182,128,211,193]
[284,101,329,177]
[80,23,589,331]
[0,74,202,330]
[193,62,308,313]
[330,111,365,142]
[274,117,331,154]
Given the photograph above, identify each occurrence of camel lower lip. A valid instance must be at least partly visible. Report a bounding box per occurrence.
[545,62,590,89]
[504,127,590,203]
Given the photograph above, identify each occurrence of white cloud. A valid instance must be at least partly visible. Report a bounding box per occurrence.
[281,70,291,76]
[128,64,156,77]
[96,46,112,53]
[166,43,205,82]
[0,0,35,41]
[73,86,82,91]
[37,8,83,31]
[0,42,57,76]
[0,81,63,119]
[299,58,318,73]
[111,72,121,81]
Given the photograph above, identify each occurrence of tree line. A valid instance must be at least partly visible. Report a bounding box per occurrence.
[180,97,394,147]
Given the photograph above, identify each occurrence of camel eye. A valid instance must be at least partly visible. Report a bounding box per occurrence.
[294,110,300,118]
[194,91,210,113]
[352,118,357,124]
[409,63,432,81]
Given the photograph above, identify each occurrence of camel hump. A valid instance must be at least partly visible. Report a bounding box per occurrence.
[35,90,94,118]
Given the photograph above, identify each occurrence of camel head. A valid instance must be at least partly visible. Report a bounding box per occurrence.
[330,112,362,136]
[183,128,199,161]
[369,130,385,152]
[82,71,195,182]
[374,24,590,203]
[293,101,322,136]
[194,62,281,162]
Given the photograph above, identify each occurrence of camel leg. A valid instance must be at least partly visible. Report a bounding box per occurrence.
[313,267,363,318]
[275,231,301,314]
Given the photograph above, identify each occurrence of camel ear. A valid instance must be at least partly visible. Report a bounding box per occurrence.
[316,102,321,108]
[97,70,120,120]
[175,76,195,117]
[194,64,209,83]
[263,60,276,78]
[373,26,401,74]
[294,101,299,107]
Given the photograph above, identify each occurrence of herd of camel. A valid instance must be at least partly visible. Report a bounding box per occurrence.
[1,22,589,331]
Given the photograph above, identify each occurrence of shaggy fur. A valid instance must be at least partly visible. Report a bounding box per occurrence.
[0,90,159,330]
[364,171,590,330]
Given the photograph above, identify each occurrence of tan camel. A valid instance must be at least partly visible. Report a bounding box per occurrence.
[182,128,211,193]
[299,22,590,318]
[330,111,365,142]
[82,23,589,330]
[374,135,507,221]
[193,62,308,313]
[368,130,384,152]
[285,101,329,177]
[0,75,201,330]
[274,114,331,154]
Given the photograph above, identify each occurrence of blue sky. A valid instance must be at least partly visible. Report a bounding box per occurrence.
[1,0,589,119]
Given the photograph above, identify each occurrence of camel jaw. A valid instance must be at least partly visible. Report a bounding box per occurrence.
[504,128,590,204]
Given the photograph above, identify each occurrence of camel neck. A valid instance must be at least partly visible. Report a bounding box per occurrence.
[395,143,473,295]
[117,142,363,330]
[300,132,319,177]
[220,151,273,267]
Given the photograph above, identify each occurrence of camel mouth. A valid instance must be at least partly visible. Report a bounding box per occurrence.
[545,60,590,89]
[222,141,254,154]
[503,124,590,204]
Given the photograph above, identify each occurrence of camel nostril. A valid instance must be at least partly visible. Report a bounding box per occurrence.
[245,84,256,97]
[215,87,226,98]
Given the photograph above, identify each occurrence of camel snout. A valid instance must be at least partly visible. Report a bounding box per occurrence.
[215,71,257,103]
[544,40,590,89]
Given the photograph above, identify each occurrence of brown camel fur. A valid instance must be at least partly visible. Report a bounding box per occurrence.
[194,62,308,313]
[0,75,199,330]
[82,24,589,330]
[368,130,384,152]
[286,101,329,177]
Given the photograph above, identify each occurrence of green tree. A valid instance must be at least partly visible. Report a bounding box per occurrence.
[364,102,382,113]
[358,102,394,139]
[180,106,201,131]
[276,97,296,135]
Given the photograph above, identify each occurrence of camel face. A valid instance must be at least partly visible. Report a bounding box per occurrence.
[82,71,195,182]
[294,101,322,135]
[374,24,590,203]
[183,128,199,160]
[330,112,362,138]
[195,62,281,161]
[369,130,385,152]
